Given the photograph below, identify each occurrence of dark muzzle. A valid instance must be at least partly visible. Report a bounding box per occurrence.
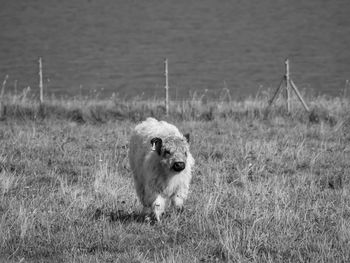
[173,162,186,172]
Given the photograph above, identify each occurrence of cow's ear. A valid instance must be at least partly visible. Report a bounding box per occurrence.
[150,137,162,155]
[184,133,190,143]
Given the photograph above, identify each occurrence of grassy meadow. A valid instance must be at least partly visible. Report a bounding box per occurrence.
[0,92,350,262]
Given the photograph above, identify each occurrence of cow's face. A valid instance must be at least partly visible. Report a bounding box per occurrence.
[151,135,190,173]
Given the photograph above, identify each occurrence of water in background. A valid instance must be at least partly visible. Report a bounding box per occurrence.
[0,0,349,99]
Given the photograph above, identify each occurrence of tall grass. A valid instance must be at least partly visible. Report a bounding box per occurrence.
[0,92,349,262]
[0,90,349,124]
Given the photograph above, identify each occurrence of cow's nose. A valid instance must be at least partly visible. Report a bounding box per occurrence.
[173,162,185,172]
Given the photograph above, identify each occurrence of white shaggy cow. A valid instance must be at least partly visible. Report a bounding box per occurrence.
[129,117,195,221]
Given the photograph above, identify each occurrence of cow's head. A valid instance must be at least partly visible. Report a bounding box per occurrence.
[150,134,190,173]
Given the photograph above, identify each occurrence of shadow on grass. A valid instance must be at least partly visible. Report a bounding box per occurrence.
[93,208,176,225]
[93,208,158,224]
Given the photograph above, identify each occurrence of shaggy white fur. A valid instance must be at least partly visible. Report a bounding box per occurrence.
[129,117,195,221]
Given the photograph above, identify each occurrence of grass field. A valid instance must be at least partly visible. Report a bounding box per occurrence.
[0,93,350,262]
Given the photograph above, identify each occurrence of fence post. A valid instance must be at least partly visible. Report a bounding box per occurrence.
[267,59,309,114]
[0,74,8,118]
[39,57,44,104]
[285,59,291,113]
[164,58,169,115]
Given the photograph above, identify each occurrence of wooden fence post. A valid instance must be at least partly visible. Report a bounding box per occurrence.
[0,74,9,118]
[267,59,309,113]
[164,58,169,115]
[285,59,291,113]
[39,57,44,104]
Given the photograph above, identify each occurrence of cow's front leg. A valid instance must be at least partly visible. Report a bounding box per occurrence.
[171,185,189,212]
[152,195,166,221]
[171,194,184,212]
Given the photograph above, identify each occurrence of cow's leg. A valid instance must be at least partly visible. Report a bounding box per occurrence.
[152,195,166,221]
[171,194,184,212]
[171,185,189,212]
